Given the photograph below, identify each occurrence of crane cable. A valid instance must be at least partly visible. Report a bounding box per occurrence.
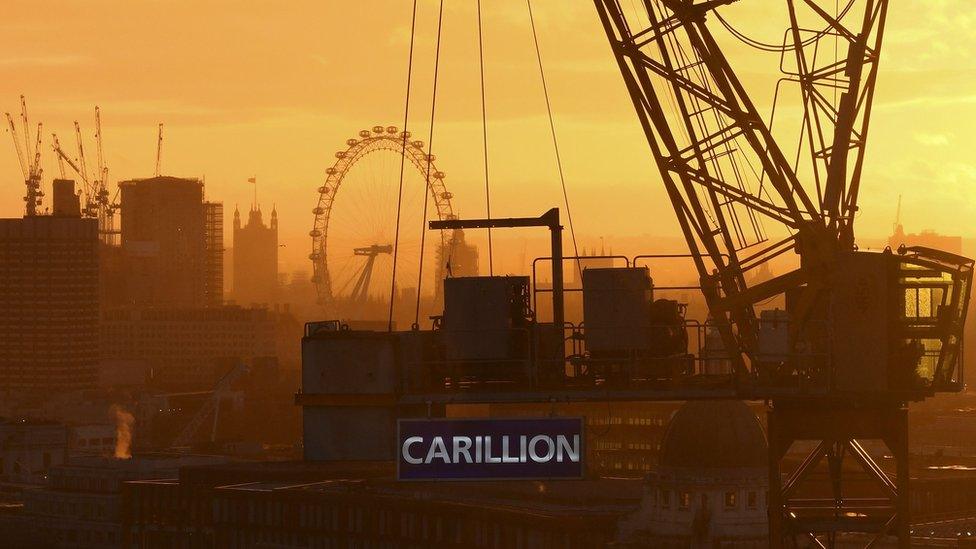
[713,0,856,53]
[414,0,446,329]
[388,0,419,332]
[526,0,581,279]
[477,0,494,275]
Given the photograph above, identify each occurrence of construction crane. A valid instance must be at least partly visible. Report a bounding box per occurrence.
[170,362,249,448]
[155,123,163,177]
[4,95,44,216]
[52,108,120,244]
[593,1,971,547]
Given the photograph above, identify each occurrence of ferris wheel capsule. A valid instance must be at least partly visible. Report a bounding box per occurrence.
[445,213,457,220]
[440,191,453,199]
[312,207,324,215]
[326,167,337,175]
[359,130,371,138]
[309,229,322,237]
[318,186,331,194]
[386,126,398,134]
[335,151,347,159]
[411,140,424,149]
[426,154,436,162]
[308,252,321,260]
[346,138,358,147]
[372,125,385,133]
[399,130,412,139]
[434,171,446,179]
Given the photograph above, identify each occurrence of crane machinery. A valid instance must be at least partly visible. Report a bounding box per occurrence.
[4,95,44,216]
[51,107,120,245]
[299,2,971,547]
[593,0,971,546]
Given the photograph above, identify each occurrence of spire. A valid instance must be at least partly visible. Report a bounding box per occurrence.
[271,203,278,230]
[233,205,241,230]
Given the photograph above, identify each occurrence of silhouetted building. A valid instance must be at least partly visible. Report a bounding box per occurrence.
[120,461,640,548]
[101,306,276,391]
[0,419,68,484]
[889,224,963,255]
[435,229,479,301]
[618,401,768,547]
[232,205,278,305]
[51,178,81,217]
[118,176,222,307]
[0,215,99,392]
[21,454,225,548]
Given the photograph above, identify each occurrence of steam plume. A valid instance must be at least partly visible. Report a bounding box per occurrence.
[110,404,134,460]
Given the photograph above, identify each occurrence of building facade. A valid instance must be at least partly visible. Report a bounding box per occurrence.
[101,305,276,390]
[118,176,222,307]
[0,215,99,392]
[617,400,769,548]
[232,205,278,306]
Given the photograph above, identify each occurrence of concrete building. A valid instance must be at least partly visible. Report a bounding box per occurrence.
[118,176,222,307]
[0,214,99,392]
[101,305,276,391]
[18,454,225,548]
[0,419,69,485]
[232,205,278,306]
[617,400,768,548]
[120,460,640,548]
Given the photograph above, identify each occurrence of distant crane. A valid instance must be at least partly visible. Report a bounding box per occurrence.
[4,95,44,216]
[52,107,120,244]
[155,123,163,177]
[170,362,249,448]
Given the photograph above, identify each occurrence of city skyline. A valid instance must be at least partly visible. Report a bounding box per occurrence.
[1,1,974,276]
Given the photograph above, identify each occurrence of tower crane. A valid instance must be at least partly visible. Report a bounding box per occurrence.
[593,0,972,546]
[52,108,120,244]
[4,95,44,216]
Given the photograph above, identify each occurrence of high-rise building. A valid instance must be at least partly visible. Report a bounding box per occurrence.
[118,176,222,307]
[101,305,276,390]
[0,212,99,392]
[232,205,278,305]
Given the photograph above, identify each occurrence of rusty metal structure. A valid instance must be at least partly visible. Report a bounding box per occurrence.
[300,2,973,548]
[592,1,971,546]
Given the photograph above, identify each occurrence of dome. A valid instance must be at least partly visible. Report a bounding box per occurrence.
[659,400,767,470]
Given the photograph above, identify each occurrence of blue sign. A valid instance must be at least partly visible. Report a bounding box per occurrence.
[397,417,584,481]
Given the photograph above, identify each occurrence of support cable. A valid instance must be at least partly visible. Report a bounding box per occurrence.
[477,0,494,275]
[414,0,445,329]
[526,0,582,279]
[388,0,419,332]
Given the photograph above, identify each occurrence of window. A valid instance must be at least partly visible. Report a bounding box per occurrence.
[680,492,691,509]
[725,491,737,509]
[661,489,671,508]
[747,491,757,509]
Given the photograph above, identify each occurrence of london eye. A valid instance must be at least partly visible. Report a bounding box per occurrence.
[309,125,458,324]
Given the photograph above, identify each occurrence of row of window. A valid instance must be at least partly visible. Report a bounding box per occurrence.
[655,488,763,511]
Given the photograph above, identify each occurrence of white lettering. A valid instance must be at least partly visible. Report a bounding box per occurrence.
[402,436,423,465]
[452,436,473,463]
[485,436,502,463]
[556,434,580,463]
[529,435,555,463]
[502,436,520,463]
[425,436,450,464]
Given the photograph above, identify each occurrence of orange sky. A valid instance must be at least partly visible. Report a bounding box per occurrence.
[1,1,974,274]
